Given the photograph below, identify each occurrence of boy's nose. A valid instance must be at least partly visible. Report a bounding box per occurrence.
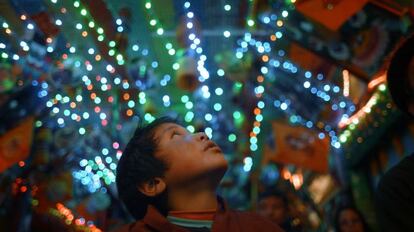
[195,132,208,141]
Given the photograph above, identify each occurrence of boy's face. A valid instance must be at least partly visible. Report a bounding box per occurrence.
[338,209,364,232]
[257,196,287,225]
[153,123,228,187]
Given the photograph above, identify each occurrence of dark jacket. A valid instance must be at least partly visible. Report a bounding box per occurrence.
[115,197,284,232]
[375,154,414,232]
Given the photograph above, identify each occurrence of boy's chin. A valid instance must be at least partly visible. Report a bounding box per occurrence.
[221,161,229,172]
[201,163,228,182]
[212,162,229,179]
[213,158,228,172]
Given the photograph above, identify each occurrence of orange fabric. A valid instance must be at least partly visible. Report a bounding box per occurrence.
[169,209,216,221]
[289,43,326,71]
[0,117,34,173]
[289,43,335,77]
[263,121,330,173]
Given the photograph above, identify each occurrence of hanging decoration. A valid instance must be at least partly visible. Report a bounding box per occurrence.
[175,54,199,92]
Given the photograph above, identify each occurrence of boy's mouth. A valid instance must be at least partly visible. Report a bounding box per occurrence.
[204,141,222,152]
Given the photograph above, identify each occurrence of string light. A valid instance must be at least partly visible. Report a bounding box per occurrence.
[343,70,350,97]
[49,203,102,231]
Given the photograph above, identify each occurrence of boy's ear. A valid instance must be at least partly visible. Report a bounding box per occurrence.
[138,177,166,197]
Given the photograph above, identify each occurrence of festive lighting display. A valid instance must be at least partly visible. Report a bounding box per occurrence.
[236,12,358,150]
[0,0,407,229]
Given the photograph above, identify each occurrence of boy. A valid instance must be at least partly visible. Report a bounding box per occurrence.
[257,189,302,232]
[115,117,283,231]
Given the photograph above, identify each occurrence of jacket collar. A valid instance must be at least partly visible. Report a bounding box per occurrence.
[142,196,228,231]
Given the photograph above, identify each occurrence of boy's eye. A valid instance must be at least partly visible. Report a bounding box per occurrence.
[171,131,180,137]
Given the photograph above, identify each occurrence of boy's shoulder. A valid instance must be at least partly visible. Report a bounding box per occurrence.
[111,221,146,232]
[112,220,185,232]
[217,208,284,231]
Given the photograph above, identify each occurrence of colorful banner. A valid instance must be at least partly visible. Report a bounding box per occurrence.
[296,0,369,31]
[289,42,336,78]
[0,117,34,173]
[263,122,330,173]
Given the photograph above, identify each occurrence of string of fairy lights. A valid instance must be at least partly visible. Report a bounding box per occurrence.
[142,0,193,127]
[338,83,389,144]
[182,2,210,83]
[242,1,291,172]
[235,10,360,152]
[258,11,356,109]
[44,0,136,191]
[143,0,178,71]
[0,2,115,226]
[181,1,216,139]
[142,0,227,141]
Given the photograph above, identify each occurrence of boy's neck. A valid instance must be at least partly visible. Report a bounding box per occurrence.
[168,187,218,212]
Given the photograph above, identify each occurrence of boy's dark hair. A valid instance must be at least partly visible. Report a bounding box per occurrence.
[258,188,288,209]
[116,116,179,220]
[334,205,370,232]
